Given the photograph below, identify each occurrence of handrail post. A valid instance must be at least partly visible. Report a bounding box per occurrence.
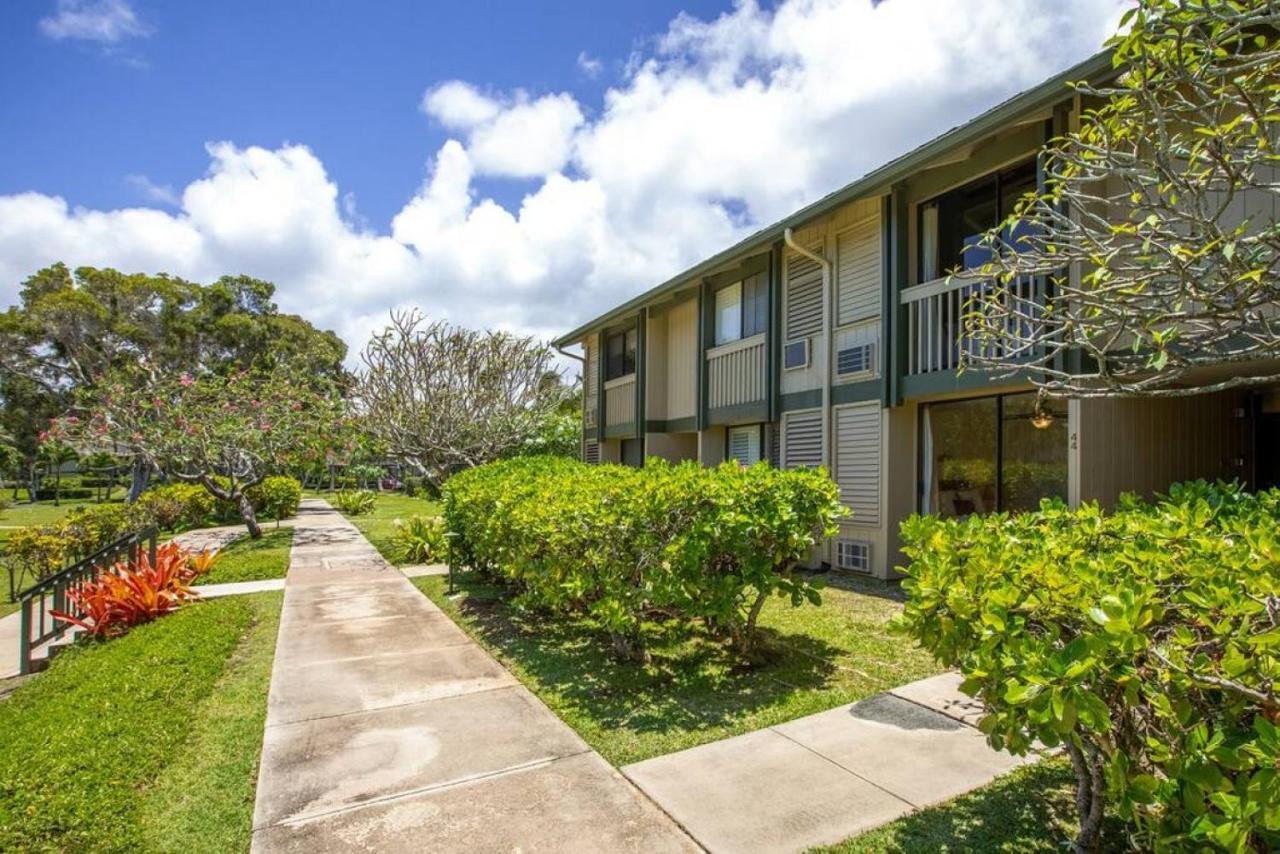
[18,597,31,676]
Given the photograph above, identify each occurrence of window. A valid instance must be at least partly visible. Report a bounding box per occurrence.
[714,272,768,346]
[918,160,1037,282]
[920,391,1067,517]
[784,339,809,370]
[727,424,762,466]
[605,327,637,380]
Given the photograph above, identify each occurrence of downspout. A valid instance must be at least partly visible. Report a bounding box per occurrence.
[783,228,833,475]
[554,344,586,460]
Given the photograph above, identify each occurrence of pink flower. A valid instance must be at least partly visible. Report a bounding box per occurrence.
[180,372,195,387]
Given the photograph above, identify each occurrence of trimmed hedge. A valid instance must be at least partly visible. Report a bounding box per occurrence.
[444,456,843,661]
[896,481,1280,852]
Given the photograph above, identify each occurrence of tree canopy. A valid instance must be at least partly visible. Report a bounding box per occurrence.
[962,0,1280,398]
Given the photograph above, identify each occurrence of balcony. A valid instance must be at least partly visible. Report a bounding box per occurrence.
[604,374,637,430]
[706,333,766,411]
[900,274,1041,377]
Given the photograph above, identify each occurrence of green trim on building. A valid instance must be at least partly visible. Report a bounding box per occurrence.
[636,309,647,456]
[901,369,1030,400]
[832,380,881,405]
[707,401,769,426]
[780,389,823,412]
[645,416,698,434]
[604,423,640,439]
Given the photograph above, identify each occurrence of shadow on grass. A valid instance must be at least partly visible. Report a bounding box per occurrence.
[447,571,842,738]
[825,758,1128,853]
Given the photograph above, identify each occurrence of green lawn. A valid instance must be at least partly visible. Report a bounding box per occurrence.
[200,527,294,584]
[0,591,282,852]
[414,572,942,765]
[813,757,1127,853]
[332,492,441,565]
[0,497,125,530]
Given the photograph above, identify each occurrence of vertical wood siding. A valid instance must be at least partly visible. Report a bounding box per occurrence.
[1077,391,1251,506]
[835,402,881,526]
[666,298,698,419]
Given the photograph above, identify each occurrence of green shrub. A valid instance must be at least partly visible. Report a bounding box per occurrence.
[333,489,377,515]
[248,476,301,520]
[4,503,149,593]
[895,481,1280,853]
[391,514,449,564]
[136,483,216,531]
[444,457,843,662]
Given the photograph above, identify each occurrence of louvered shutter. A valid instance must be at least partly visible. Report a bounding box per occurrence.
[835,402,881,525]
[836,214,881,326]
[785,247,823,340]
[782,410,823,469]
[583,439,600,464]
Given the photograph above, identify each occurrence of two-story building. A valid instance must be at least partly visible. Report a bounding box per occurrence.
[555,51,1278,579]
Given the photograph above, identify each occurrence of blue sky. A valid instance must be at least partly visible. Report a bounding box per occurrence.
[0,1,1127,358]
[0,0,728,224]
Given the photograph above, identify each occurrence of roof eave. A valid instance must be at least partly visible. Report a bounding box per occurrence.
[553,48,1115,348]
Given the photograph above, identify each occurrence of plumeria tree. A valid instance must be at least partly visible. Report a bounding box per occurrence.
[53,365,346,537]
[962,0,1280,398]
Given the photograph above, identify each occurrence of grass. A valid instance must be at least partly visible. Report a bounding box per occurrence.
[332,492,441,565]
[0,497,125,530]
[201,527,294,584]
[0,591,282,852]
[812,757,1127,853]
[414,572,942,765]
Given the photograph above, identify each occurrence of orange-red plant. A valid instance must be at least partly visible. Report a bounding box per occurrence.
[51,543,205,638]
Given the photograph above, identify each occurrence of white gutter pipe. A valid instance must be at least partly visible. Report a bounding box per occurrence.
[783,228,833,476]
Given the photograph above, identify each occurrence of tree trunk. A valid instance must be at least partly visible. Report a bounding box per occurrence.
[1066,741,1106,853]
[237,492,263,539]
[609,631,647,663]
[127,458,150,503]
[25,464,37,503]
[730,590,770,663]
[52,466,60,507]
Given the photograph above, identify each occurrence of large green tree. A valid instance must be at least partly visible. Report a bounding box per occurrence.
[0,264,348,500]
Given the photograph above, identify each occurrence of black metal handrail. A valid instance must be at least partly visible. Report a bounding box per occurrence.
[17,527,157,675]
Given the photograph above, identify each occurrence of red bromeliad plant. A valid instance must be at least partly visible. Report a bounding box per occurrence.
[51,542,218,638]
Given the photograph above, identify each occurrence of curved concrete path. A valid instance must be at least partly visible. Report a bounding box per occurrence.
[250,499,696,853]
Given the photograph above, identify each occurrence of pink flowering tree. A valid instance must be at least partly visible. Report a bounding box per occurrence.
[52,366,346,538]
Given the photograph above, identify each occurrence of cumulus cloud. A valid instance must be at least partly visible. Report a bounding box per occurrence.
[39,0,151,43]
[124,174,180,206]
[3,0,1127,364]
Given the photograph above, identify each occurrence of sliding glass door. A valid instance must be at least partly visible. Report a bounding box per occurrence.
[921,392,1067,517]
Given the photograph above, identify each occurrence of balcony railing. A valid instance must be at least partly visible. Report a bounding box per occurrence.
[706,333,766,409]
[901,274,1041,377]
[604,375,637,427]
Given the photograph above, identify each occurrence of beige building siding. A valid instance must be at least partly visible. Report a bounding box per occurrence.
[604,375,637,428]
[1074,391,1252,507]
[645,311,668,420]
[666,298,698,420]
[646,431,698,463]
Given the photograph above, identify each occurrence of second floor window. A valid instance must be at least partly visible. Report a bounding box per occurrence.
[605,327,637,380]
[713,272,768,346]
[918,160,1036,282]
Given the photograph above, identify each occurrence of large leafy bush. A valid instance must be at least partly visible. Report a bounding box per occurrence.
[136,483,216,531]
[333,489,377,515]
[896,481,1280,853]
[246,475,302,521]
[392,514,449,564]
[4,503,151,593]
[444,456,842,661]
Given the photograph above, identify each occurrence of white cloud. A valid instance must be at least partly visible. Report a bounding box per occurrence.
[3,0,1128,365]
[577,51,603,78]
[39,0,151,43]
[124,174,180,206]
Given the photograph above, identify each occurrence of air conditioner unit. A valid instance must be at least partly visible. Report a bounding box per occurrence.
[836,342,875,376]
[836,539,872,573]
[784,339,809,370]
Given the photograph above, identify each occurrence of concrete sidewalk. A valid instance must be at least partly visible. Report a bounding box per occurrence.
[250,499,695,853]
[623,672,1033,853]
